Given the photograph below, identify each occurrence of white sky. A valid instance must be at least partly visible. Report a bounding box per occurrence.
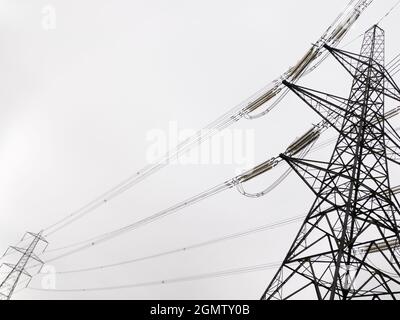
[0,0,400,299]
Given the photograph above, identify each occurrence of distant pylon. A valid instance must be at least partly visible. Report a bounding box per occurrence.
[0,231,48,300]
[262,25,400,300]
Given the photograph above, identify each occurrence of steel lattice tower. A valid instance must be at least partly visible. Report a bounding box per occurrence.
[0,232,47,300]
[262,25,400,300]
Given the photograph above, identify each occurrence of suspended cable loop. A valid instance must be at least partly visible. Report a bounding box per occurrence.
[235,168,292,199]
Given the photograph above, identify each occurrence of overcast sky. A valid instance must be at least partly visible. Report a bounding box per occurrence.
[1,0,400,299]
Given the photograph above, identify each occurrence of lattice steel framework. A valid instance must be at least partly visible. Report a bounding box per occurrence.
[0,231,47,300]
[262,25,400,300]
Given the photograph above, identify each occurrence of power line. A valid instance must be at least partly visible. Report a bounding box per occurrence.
[47,215,305,275]
[38,108,400,266]
[377,0,400,25]
[28,262,281,293]
[39,0,372,238]
[341,1,400,50]
[39,138,317,257]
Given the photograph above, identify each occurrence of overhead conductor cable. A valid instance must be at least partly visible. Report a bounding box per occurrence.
[41,0,374,237]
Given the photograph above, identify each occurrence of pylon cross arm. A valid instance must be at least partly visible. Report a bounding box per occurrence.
[325,46,400,102]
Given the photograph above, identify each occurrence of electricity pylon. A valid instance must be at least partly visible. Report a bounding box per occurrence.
[262,25,400,300]
[0,231,47,300]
